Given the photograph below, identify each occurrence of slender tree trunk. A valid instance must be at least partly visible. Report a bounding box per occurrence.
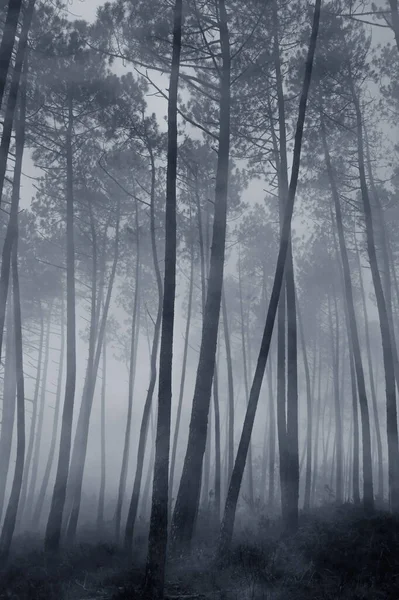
[114,202,141,543]
[25,300,53,525]
[97,331,107,533]
[222,286,234,484]
[171,0,231,551]
[217,0,321,556]
[311,346,323,506]
[18,304,44,524]
[328,289,344,504]
[267,357,276,511]
[355,238,383,502]
[33,295,65,526]
[45,85,77,554]
[0,304,15,522]
[144,1,181,595]
[298,304,312,511]
[213,361,221,526]
[350,74,399,510]
[124,153,163,556]
[238,253,254,507]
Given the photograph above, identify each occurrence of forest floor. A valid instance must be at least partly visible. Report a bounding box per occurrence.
[1,505,399,600]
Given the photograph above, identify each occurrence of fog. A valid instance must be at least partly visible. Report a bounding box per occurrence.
[0,1,399,599]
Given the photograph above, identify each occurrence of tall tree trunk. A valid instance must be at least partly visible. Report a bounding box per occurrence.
[267,357,276,511]
[32,295,65,526]
[217,0,321,556]
[97,331,107,533]
[171,0,231,551]
[0,303,16,522]
[213,362,221,526]
[124,153,163,555]
[355,237,384,502]
[350,73,399,510]
[222,286,234,484]
[144,1,181,595]
[298,304,312,511]
[328,289,343,504]
[45,85,77,554]
[311,345,323,506]
[238,253,254,507]
[114,202,141,542]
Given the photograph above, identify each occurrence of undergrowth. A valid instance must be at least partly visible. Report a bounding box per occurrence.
[1,505,399,599]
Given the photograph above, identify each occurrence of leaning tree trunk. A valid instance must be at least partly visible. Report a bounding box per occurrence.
[171,0,231,551]
[144,1,181,596]
[217,0,321,557]
[350,73,399,510]
[45,85,77,554]
[321,107,374,509]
